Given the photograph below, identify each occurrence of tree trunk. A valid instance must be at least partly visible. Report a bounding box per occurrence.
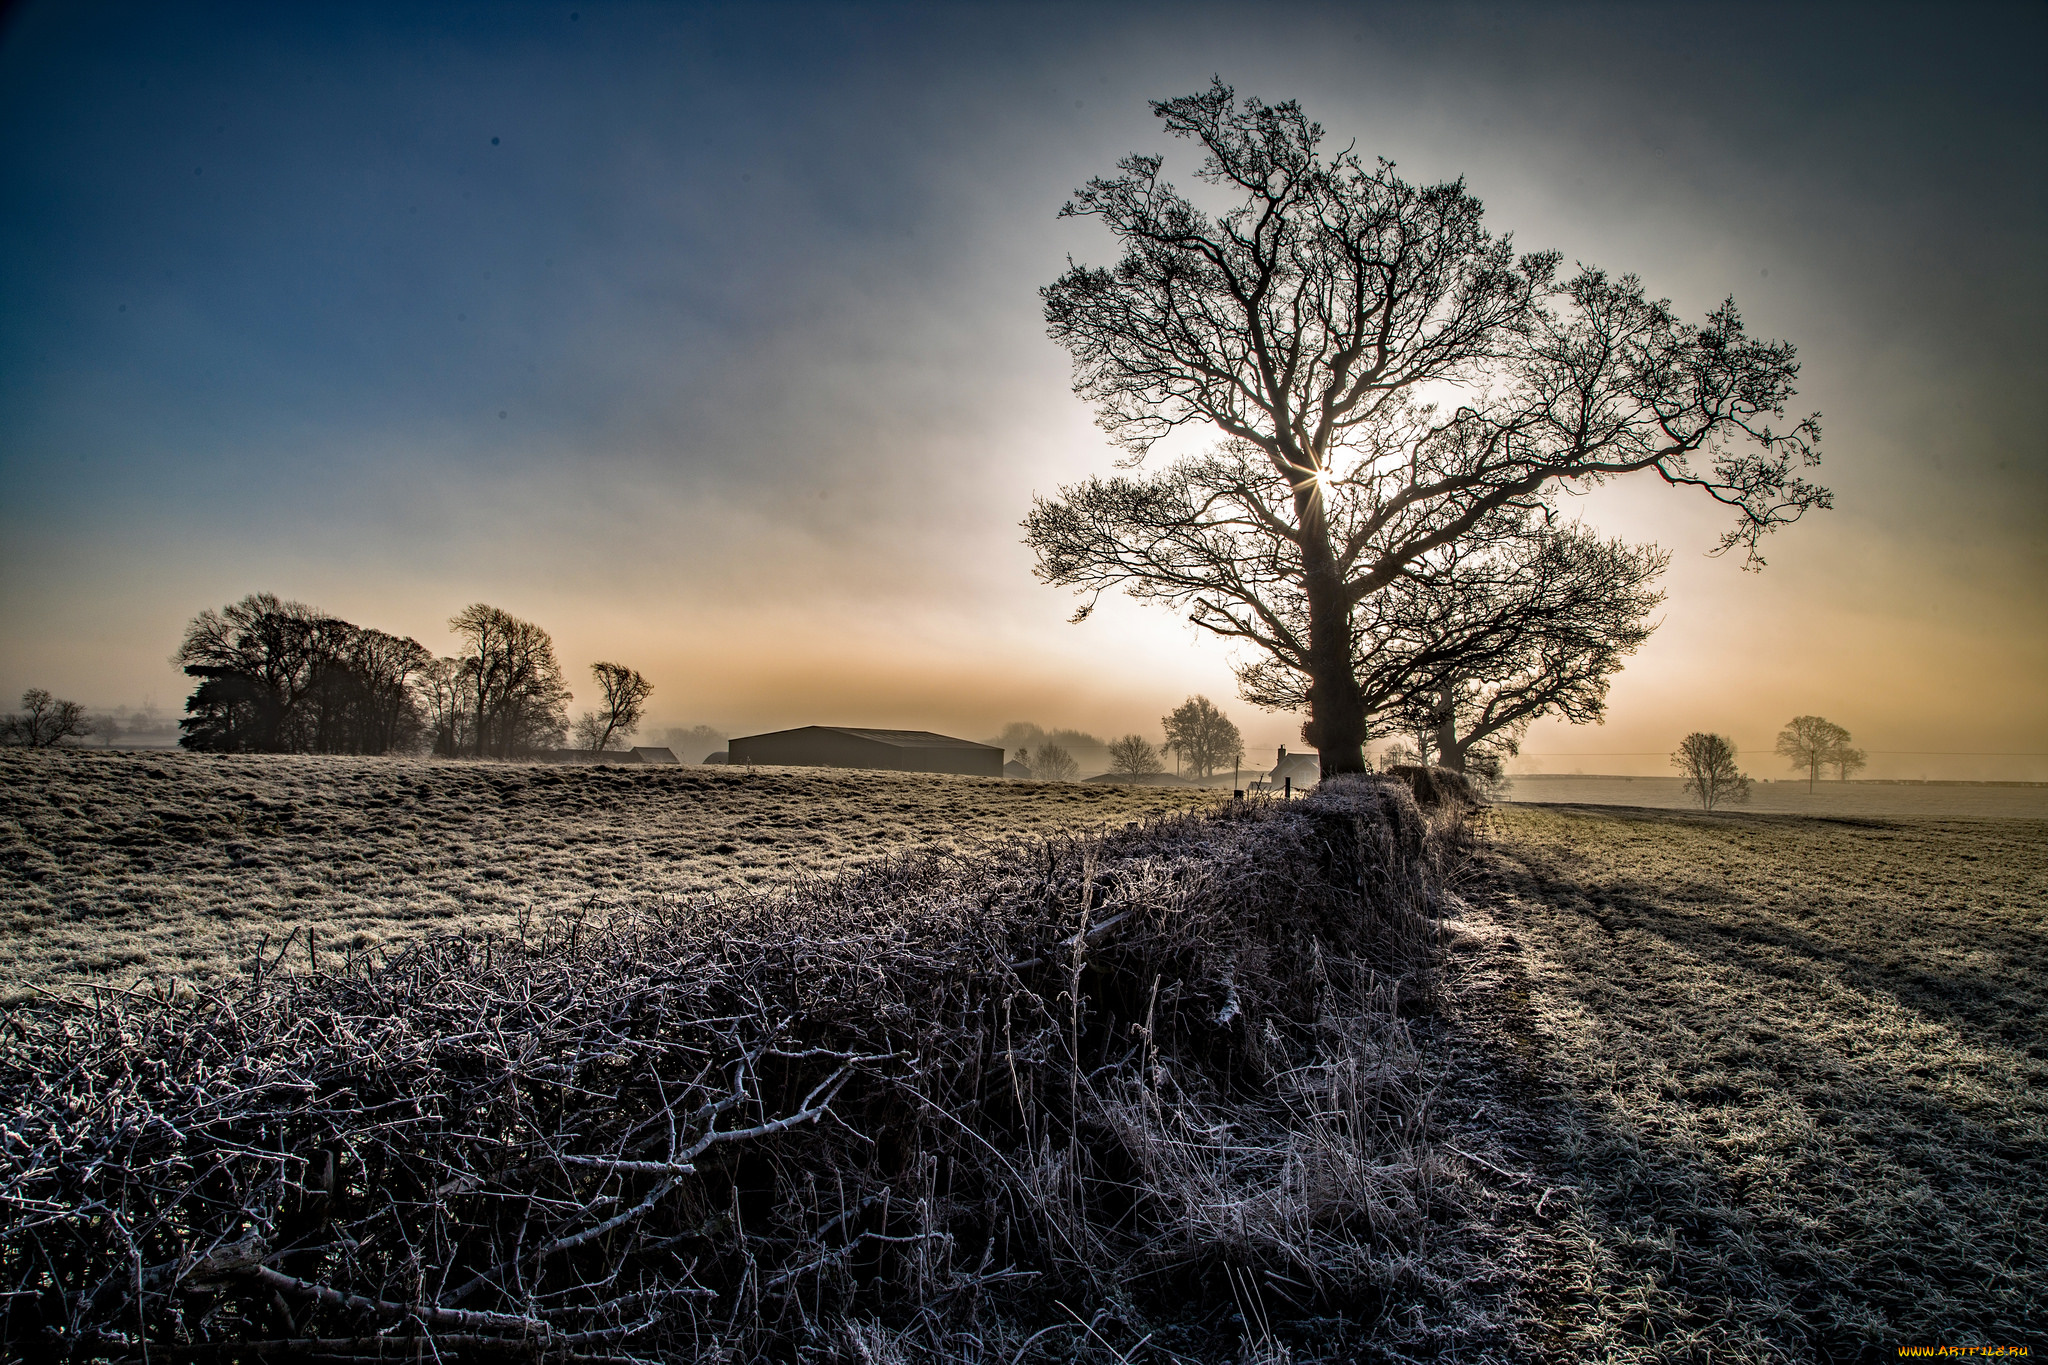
[1433,683,1466,773]
[1298,492,1368,778]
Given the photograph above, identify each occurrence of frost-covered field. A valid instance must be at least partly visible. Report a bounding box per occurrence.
[0,749,1222,1000]
[1443,804,2048,1355]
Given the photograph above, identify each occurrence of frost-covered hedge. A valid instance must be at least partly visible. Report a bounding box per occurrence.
[2,777,1451,1363]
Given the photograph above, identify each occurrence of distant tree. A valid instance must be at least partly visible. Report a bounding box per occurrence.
[1673,732,1752,810]
[174,594,428,753]
[97,703,176,747]
[1377,740,1420,772]
[1775,715,1852,793]
[660,725,728,764]
[577,662,653,751]
[1829,744,1868,781]
[1160,695,1245,780]
[1028,81,1828,778]
[419,657,476,757]
[2,689,93,747]
[448,604,572,758]
[993,721,1049,753]
[1047,728,1106,758]
[1032,742,1080,783]
[1106,734,1165,778]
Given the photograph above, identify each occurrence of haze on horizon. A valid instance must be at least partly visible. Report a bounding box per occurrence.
[2,1,2043,780]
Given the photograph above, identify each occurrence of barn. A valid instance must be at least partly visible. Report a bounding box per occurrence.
[725,727,1003,777]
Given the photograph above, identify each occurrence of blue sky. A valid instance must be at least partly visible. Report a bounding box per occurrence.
[3,1,2043,776]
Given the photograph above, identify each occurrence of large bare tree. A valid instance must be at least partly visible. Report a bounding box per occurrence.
[1029,81,1828,776]
[576,662,653,752]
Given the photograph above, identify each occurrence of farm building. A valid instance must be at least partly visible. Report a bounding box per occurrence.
[541,746,680,765]
[725,727,1003,777]
[1270,749,1320,788]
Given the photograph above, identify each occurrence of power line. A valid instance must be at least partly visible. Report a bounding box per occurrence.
[1516,751,2048,758]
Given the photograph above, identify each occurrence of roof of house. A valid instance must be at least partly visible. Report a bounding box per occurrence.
[740,726,1000,751]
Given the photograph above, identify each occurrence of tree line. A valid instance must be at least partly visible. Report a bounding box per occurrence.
[170,594,649,758]
[1001,695,1249,783]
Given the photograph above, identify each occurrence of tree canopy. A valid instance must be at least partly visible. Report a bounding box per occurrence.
[1673,732,1752,810]
[1160,695,1245,779]
[1774,715,1870,791]
[173,594,430,754]
[1031,81,1827,775]
[577,662,654,752]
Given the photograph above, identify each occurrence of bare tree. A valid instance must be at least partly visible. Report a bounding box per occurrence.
[1106,734,1165,778]
[1830,744,1868,781]
[419,657,477,757]
[1030,81,1827,777]
[1160,695,1245,780]
[1775,715,1852,793]
[1364,525,1668,774]
[1031,742,1080,783]
[2,689,93,747]
[579,662,653,752]
[1673,732,1752,810]
[448,605,572,758]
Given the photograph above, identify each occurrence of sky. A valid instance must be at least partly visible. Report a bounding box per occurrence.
[2,0,2043,779]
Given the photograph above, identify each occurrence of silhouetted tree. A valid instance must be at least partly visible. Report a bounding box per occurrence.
[577,662,652,752]
[1775,715,1853,792]
[448,604,572,758]
[2,689,93,747]
[1106,734,1165,777]
[1353,525,1667,774]
[174,594,428,753]
[1029,81,1827,777]
[1673,732,1751,810]
[1031,742,1079,783]
[419,657,477,757]
[1160,695,1244,779]
[1830,744,1868,781]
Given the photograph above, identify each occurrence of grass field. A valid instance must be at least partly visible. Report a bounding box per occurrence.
[0,749,1223,1001]
[5,753,2042,1357]
[1438,803,2047,1359]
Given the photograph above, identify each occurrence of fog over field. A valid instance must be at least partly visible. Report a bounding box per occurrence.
[1509,775,2048,820]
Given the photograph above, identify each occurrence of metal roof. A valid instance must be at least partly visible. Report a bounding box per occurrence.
[818,727,999,750]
